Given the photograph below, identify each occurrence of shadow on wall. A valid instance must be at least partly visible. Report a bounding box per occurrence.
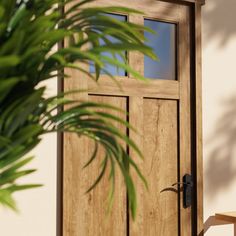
[204,0,236,47]
[203,0,236,203]
[205,97,236,201]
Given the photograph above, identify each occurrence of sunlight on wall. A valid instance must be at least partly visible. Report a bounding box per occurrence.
[203,0,236,235]
[0,78,58,236]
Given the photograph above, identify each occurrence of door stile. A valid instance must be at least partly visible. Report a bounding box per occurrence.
[128,96,145,236]
[194,3,204,235]
[63,62,89,235]
[178,5,192,236]
[63,4,90,230]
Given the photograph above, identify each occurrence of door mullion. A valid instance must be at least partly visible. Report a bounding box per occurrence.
[128,15,144,78]
[128,96,144,236]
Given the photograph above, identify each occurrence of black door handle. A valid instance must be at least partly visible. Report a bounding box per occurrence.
[172,174,193,208]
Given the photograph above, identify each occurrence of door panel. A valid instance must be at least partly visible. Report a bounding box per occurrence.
[85,95,127,236]
[130,99,178,236]
[142,99,178,236]
[63,95,127,236]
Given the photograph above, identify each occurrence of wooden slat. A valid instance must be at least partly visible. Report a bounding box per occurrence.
[178,5,192,236]
[88,77,179,99]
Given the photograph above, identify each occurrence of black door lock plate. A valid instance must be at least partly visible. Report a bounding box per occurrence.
[183,174,193,208]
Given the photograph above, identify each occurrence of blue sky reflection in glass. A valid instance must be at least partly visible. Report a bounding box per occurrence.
[90,14,127,76]
[144,19,176,80]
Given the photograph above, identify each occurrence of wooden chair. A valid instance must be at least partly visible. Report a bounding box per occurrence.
[204,212,236,235]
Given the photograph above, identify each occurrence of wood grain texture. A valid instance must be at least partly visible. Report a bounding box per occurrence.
[86,0,181,23]
[63,95,127,236]
[162,0,205,4]
[128,96,144,234]
[88,77,179,99]
[128,15,144,77]
[82,95,127,236]
[62,0,204,235]
[130,99,178,236]
[63,46,89,236]
[195,3,204,236]
[178,5,192,236]
[63,4,127,231]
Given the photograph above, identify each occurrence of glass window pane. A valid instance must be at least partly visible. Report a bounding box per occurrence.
[90,14,127,76]
[144,19,176,80]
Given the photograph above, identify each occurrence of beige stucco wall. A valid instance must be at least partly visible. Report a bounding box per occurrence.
[0,79,58,236]
[203,0,236,235]
[1,0,236,235]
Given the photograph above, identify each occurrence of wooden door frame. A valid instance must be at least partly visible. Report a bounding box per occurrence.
[193,1,204,235]
[172,1,204,235]
[174,0,204,235]
[58,1,205,235]
[161,1,204,235]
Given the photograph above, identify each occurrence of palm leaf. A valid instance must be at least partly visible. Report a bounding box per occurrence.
[0,0,157,218]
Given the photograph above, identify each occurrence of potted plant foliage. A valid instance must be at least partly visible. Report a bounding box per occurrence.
[0,0,156,218]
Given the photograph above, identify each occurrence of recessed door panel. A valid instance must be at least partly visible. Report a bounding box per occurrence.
[63,95,127,236]
[142,99,178,236]
[89,14,127,76]
[129,98,178,236]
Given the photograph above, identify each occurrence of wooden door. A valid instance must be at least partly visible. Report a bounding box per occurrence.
[63,0,192,235]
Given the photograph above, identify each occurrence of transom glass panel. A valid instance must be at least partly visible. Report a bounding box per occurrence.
[90,14,127,76]
[144,19,176,80]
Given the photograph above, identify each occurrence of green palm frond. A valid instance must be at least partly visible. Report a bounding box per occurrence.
[0,0,156,218]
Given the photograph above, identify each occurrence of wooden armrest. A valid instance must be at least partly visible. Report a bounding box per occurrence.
[215,212,236,223]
